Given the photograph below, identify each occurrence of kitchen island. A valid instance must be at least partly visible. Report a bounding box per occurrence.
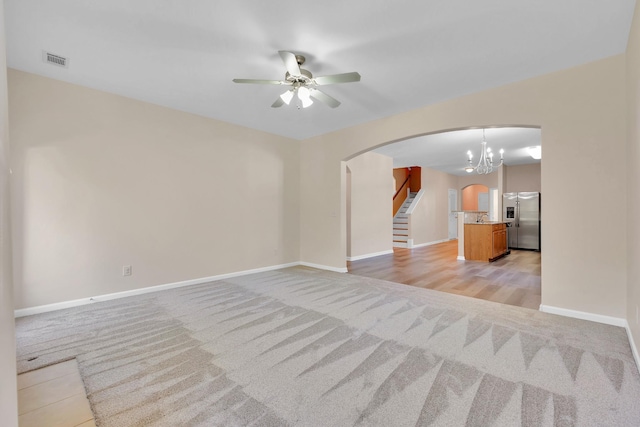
[464,221,510,262]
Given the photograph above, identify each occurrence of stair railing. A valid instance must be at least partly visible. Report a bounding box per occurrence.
[393,174,411,216]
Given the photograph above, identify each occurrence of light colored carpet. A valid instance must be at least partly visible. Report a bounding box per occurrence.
[15,267,640,426]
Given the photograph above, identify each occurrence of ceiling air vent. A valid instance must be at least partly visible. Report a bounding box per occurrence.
[42,51,69,68]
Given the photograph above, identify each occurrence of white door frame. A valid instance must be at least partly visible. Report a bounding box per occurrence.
[448,189,458,239]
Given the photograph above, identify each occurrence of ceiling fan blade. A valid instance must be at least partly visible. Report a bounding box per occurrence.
[232,78,286,85]
[313,72,361,85]
[271,97,285,108]
[309,88,341,108]
[278,51,301,76]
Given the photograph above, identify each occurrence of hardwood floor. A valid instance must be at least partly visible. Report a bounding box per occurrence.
[17,359,95,427]
[347,239,541,309]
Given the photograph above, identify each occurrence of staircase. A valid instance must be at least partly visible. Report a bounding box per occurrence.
[393,192,417,248]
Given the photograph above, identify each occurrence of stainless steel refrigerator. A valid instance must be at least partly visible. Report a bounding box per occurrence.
[502,192,540,250]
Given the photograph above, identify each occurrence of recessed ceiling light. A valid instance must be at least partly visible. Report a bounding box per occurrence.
[527,146,542,160]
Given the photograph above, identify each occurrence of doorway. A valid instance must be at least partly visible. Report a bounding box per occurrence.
[343,126,542,307]
[448,189,458,239]
[462,184,489,211]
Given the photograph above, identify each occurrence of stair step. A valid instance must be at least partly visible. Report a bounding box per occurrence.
[394,191,417,247]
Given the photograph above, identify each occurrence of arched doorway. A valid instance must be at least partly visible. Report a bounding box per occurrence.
[344,126,541,309]
[462,184,489,211]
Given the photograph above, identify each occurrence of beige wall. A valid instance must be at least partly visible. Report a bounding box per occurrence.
[300,54,627,319]
[505,164,541,193]
[410,167,458,245]
[626,3,640,356]
[9,70,300,309]
[0,0,17,421]
[345,152,393,258]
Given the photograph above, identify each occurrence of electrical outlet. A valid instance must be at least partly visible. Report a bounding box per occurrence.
[123,265,132,276]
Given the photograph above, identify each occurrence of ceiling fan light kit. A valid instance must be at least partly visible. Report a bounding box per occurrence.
[279,89,294,105]
[297,86,313,108]
[233,51,361,109]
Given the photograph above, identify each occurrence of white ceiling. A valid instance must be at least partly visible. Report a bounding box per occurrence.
[373,127,541,176]
[4,0,636,143]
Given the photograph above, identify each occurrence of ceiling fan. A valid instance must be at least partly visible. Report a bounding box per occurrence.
[232,51,361,109]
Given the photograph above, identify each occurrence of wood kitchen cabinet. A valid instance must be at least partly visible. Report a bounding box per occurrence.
[491,224,507,259]
[464,222,509,262]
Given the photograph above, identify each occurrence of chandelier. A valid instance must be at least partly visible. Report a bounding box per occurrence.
[464,129,504,174]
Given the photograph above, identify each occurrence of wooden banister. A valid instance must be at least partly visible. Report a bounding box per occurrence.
[393,174,411,201]
[393,174,411,216]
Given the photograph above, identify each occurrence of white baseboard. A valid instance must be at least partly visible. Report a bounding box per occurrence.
[457,256,466,261]
[624,322,640,373]
[13,264,640,375]
[539,304,627,327]
[298,262,348,273]
[346,249,394,261]
[539,304,640,372]
[14,262,300,318]
[411,239,449,249]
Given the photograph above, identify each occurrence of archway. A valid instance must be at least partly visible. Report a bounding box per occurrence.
[343,126,540,256]
[342,125,541,308]
[461,184,489,211]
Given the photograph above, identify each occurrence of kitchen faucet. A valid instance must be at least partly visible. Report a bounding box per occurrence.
[477,213,489,223]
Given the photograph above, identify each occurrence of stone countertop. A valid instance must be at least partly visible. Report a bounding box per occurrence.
[465,221,512,225]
